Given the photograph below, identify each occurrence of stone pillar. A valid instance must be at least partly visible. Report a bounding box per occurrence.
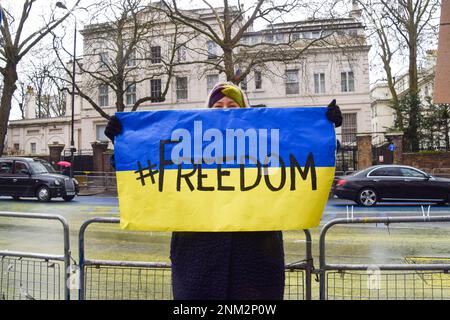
[91,142,109,172]
[48,144,65,165]
[385,132,404,165]
[103,149,114,172]
[356,134,372,170]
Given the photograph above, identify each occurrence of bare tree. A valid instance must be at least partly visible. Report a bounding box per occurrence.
[53,0,188,120]
[27,61,52,118]
[158,0,355,85]
[379,0,440,96]
[26,59,67,118]
[0,0,80,155]
[358,0,440,151]
[357,0,403,129]
[13,81,29,120]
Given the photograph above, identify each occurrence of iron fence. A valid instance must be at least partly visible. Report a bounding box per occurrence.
[78,217,313,300]
[0,212,71,300]
[319,216,450,300]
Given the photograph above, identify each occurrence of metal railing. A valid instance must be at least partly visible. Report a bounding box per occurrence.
[319,216,450,300]
[73,171,117,191]
[5,211,450,300]
[78,217,313,300]
[0,212,71,300]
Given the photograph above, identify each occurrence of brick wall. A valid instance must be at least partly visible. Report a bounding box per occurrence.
[402,152,450,172]
[357,135,372,170]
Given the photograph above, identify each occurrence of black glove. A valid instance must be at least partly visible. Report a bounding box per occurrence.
[104,115,122,144]
[326,99,342,128]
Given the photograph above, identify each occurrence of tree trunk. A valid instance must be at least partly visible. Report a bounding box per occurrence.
[385,65,403,130]
[116,90,125,112]
[0,64,19,156]
[409,39,419,96]
[408,31,420,151]
[223,47,236,83]
[407,93,421,152]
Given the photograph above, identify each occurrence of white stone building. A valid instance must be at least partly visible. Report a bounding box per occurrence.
[7,6,371,157]
[370,50,437,145]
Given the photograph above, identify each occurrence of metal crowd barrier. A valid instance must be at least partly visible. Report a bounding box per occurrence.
[73,171,117,191]
[7,212,450,300]
[319,216,450,300]
[78,217,313,300]
[0,212,71,300]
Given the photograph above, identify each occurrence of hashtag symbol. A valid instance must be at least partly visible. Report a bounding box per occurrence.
[135,160,159,186]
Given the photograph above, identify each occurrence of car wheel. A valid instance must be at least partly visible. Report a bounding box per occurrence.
[12,196,21,201]
[63,195,75,202]
[36,186,51,202]
[357,188,378,207]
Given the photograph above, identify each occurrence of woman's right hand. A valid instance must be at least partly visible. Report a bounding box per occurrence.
[104,115,122,144]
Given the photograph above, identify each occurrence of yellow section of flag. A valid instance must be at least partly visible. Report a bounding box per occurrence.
[117,167,335,232]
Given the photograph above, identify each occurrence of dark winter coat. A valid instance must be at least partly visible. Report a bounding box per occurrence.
[170,231,285,300]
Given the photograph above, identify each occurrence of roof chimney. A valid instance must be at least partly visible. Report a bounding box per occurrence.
[350,0,362,19]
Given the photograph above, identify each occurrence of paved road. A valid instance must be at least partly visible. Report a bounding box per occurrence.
[1,195,450,265]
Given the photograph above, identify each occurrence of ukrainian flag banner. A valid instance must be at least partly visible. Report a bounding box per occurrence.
[115,107,336,231]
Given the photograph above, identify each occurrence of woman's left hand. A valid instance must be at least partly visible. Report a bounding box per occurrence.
[326,99,343,128]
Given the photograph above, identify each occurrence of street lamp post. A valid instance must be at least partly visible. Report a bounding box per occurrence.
[56,2,77,178]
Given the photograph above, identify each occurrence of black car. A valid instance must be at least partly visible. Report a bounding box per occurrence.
[0,157,79,202]
[334,165,450,206]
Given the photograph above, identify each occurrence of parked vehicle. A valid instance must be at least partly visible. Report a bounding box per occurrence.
[0,157,79,202]
[334,165,450,206]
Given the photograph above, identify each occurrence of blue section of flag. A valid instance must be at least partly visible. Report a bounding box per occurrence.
[115,107,336,171]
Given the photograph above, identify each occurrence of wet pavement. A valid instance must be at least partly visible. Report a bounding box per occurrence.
[0,195,450,266]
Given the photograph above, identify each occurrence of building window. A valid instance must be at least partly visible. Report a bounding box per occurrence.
[275,33,284,43]
[341,71,355,92]
[150,46,162,64]
[264,34,274,42]
[207,41,217,59]
[176,77,188,101]
[150,79,162,101]
[13,143,20,152]
[30,143,37,154]
[311,31,321,39]
[96,125,108,142]
[240,76,248,91]
[99,52,108,68]
[348,29,358,36]
[177,46,187,62]
[342,113,357,144]
[314,73,326,94]
[98,84,109,107]
[207,74,219,93]
[126,50,136,67]
[285,70,299,95]
[126,82,137,105]
[255,71,262,90]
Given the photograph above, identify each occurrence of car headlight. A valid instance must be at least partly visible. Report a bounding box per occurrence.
[55,180,61,186]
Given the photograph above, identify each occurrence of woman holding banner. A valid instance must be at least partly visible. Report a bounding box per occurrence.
[105,82,342,300]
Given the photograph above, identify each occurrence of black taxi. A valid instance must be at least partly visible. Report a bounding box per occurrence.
[0,157,79,202]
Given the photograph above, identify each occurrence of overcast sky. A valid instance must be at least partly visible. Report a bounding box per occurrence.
[2,0,441,120]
